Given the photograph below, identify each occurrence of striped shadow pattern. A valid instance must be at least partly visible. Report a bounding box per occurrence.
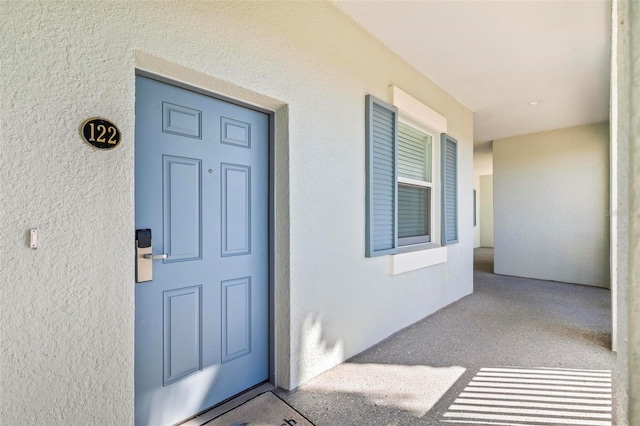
[441,367,612,425]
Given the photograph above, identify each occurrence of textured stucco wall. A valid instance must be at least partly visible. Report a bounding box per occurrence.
[612,1,629,423]
[626,1,640,423]
[1,2,136,425]
[493,123,610,287]
[0,1,473,424]
[479,175,494,248]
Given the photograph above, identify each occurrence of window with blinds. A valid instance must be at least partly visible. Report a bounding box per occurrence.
[365,92,459,258]
[397,122,433,245]
[398,123,432,182]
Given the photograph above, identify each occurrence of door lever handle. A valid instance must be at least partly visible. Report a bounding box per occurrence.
[136,229,164,283]
[143,253,169,260]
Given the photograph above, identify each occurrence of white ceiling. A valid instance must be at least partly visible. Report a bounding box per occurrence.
[333,0,611,153]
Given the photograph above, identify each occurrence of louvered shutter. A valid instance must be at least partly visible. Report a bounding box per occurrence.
[441,133,459,245]
[365,95,398,257]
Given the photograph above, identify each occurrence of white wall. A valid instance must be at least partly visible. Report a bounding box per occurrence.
[611,3,627,422]
[0,2,474,424]
[473,175,481,248]
[479,175,494,248]
[474,140,493,177]
[619,1,640,424]
[629,1,640,417]
[493,123,610,287]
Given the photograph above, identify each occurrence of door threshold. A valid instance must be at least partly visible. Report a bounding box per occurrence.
[177,382,275,426]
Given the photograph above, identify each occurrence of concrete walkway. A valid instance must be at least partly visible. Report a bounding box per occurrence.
[276,248,615,425]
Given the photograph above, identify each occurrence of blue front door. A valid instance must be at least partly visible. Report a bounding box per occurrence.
[135,76,269,426]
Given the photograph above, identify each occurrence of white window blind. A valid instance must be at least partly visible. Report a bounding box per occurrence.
[397,122,432,245]
[398,123,432,182]
[398,185,430,239]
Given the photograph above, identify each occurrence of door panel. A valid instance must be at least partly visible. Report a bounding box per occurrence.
[221,277,252,363]
[220,117,251,148]
[221,164,251,256]
[163,156,203,262]
[163,285,202,385]
[135,76,269,426]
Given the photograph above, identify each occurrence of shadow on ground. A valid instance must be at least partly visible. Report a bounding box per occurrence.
[276,248,615,425]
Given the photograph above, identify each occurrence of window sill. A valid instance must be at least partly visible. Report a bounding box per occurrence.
[390,244,447,275]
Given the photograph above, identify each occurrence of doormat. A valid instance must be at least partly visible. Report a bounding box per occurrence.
[206,392,315,426]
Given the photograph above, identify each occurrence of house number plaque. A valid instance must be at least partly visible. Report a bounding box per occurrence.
[81,118,121,150]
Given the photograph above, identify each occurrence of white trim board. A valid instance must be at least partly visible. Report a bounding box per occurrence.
[389,85,447,134]
[390,246,448,275]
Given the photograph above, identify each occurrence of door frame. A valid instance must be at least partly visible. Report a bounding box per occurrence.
[134,68,277,402]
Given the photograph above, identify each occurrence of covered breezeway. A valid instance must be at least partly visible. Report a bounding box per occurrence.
[274,248,615,425]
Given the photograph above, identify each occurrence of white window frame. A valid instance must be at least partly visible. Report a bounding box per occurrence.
[390,86,447,248]
[388,86,448,274]
[397,118,435,246]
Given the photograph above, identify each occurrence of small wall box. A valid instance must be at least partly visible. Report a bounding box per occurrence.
[30,229,38,249]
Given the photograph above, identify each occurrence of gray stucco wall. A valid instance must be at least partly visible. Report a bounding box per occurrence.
[0,2,473,424]
[493,123,610,287]
[613,1,640,424]
[626,1,640,423]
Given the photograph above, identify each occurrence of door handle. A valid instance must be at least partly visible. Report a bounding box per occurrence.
[143,253,169,260]
[135,229,166,283]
